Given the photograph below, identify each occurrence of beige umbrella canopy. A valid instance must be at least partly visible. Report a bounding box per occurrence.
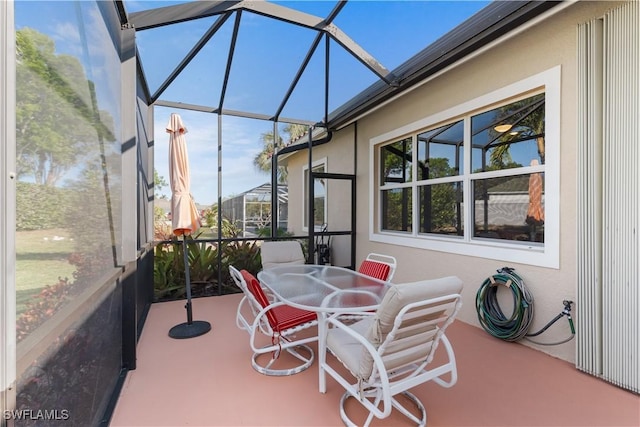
[166,112,210,339]
[167,113,201,236]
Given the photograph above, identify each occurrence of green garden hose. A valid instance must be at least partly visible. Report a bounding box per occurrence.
[475,267,534,342]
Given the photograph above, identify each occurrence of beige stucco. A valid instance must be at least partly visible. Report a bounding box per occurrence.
[283,1,628,363]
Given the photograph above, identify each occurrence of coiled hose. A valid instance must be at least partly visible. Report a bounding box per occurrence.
[476,267,534,342]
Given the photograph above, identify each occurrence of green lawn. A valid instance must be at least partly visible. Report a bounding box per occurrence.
[16,228,76,315]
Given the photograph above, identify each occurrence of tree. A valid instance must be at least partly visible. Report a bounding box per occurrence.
[419,158,459,232]
[15,28,114,186]
[253,123,308,183]
[487,94,545,168]
[154,169,168,199]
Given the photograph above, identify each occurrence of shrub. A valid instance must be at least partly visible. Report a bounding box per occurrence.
[16,182,72,230]
[222,239,261,281]
[153,234,261,300]
[153,241,187,300]
[16,277,78,342]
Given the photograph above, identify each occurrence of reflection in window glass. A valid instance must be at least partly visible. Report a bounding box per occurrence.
[15,0,124,422]
[381,188,412,232]
[381,138,412,185]
[15,1,122,341]
[418,182,463,235]
[373,71,556,267]
[471,93,545,172]
[417,120,463,180]
[473,174,544,243]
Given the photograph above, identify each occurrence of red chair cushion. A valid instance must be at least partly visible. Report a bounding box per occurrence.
[241,270,278,328]
[270,305,317,333]
[358,260,391,281]
[240,270,316,332]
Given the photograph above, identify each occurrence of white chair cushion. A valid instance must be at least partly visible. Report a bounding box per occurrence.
[261,241,305,269]
[326,276,463,381]
[360,276,463,379]
[326,317,372,376]
[368,277,463,340]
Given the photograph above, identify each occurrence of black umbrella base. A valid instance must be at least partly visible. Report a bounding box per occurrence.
[169,320,211,339]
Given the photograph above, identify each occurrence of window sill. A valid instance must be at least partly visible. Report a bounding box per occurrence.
[370,231,557,269]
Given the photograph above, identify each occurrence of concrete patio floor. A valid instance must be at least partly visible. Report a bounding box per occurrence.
[110,293,639,427]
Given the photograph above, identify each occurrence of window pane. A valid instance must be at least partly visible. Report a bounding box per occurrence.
[381,138,412,184]
[15,2,123,340]
[471,94,545,172]
[381,188,412,232]
[417,120,463,180]
[473,174,544,243]
[15,0,124,422]
[418,182,463,235]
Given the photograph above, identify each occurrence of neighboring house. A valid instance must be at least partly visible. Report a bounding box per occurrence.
[281,0,639,392]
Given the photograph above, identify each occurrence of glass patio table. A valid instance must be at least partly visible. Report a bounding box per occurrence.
[258,264,391,390]
[257,264,391,313]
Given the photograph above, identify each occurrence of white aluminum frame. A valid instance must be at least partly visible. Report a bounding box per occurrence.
[302,157,328,232]
[1,0,17,422]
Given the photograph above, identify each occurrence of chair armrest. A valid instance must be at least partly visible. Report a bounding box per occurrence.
[251,300,288,335]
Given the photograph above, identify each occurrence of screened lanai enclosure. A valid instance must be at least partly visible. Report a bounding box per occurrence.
[3,0,597,425]
[220,183,289,236]
[142,0,419,301]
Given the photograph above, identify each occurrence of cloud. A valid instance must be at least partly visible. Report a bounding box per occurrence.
[51,21,81,55]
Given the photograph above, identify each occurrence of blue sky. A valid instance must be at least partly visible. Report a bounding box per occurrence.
[16,0,490,206]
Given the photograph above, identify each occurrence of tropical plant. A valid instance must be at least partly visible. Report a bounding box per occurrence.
[153,241,186,300]
[253,123,309,183]
[153,232,222,300]
[153,230,263,300]
[187,239,218,284]
[488,94,545,167]
[223,240,261,279]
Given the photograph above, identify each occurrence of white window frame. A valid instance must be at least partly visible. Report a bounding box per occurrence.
[369,66,560,268]
[302,157,328,232]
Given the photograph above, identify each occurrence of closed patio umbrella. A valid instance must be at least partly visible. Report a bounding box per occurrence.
[526,159,544,241]
[167,112,211,339]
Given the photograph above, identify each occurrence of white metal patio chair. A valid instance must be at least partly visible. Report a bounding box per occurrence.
[358,253,398,282]
[319,276,463,426]
[260,240,306,270]
[229,265,318,376]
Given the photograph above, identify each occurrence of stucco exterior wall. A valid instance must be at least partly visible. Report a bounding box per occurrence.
[283,1,627,363]
[285,127,356,231]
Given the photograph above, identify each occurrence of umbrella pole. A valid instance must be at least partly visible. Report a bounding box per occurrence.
[183,235,193,324]
[168,235,211,339]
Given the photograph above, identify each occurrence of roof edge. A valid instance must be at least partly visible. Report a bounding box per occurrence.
[326,1,565,131]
